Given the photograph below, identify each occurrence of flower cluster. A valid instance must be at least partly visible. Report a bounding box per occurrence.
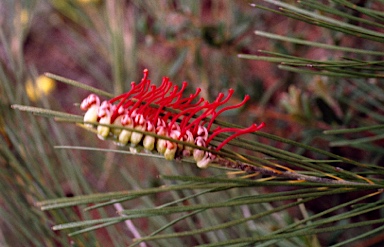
[80,69,265,168]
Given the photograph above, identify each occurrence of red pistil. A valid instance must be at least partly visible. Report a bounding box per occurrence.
[173,88,203,108]
[207,94,250,131]
[180,89,234,137]
[168,101,209,136]
[206,122,265,151]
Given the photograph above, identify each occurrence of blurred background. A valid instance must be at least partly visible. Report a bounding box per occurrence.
[1,0,384,246]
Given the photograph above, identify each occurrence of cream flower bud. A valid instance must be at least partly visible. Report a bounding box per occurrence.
[164,141,177,160]
[193,148,205,163]
[184,130,194,151]
[193,136,206,162]
[97,114,111,139]
[117,114,134,145]
[130,114,146,145]
[143,122,155,151]
[156,126,167,154]
[118,130,131,146]
[157,139,167,154]
[196,153,211,169]
[111,106,126,137]
[80,94,100,111]
[196,125,208,140]
[169,129,183,150]
[97,101,112,139]
[193,137,213,169]
[83,105,99,127]
[111,115,123,137]
[198,150,216,169]
[130,125,145,145]
[81,94,100,128]
[180,130,194,157]
[143,135,155,151]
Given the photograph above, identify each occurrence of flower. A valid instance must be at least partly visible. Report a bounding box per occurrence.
[80,69,265,168]
[96,101,114,139]
[80,94,100,128]
[117,113,134,146]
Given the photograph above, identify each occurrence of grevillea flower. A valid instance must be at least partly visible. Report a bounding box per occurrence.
[80,69,265,168]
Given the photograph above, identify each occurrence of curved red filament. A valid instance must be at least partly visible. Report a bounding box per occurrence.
[206,122,265,151]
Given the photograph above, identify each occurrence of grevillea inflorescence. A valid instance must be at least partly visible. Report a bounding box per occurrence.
[80,69,265,168]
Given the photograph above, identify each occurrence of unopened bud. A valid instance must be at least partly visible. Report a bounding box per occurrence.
[83,105,99,127]
[130,125,145,145]
[97,114,111,139]
[164,141,177,160]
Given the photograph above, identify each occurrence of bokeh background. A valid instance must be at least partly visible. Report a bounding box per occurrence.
[1,0,384,246]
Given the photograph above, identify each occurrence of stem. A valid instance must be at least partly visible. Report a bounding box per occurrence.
[215,156,368,186]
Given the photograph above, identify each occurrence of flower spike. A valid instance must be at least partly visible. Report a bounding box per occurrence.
[80,69,265,169]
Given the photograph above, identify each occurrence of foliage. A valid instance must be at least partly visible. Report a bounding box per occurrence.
[1,0,384,246]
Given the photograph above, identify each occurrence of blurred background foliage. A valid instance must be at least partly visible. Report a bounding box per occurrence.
[1,0,384,246]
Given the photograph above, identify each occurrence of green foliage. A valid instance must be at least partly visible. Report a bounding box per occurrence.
[1,0,384,246]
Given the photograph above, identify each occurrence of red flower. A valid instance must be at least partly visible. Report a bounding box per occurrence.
[80,69,265,168]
